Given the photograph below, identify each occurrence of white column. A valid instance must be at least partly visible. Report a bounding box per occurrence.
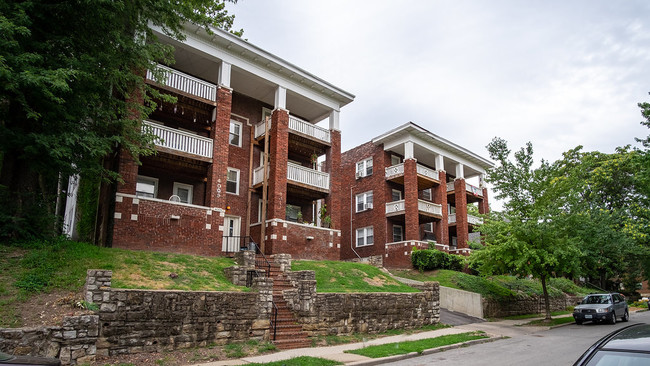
[435,154,445,171]
[479,173,485,188]
[218,61,231,88]
[455,163,465,179]
[329,110,340,131]
[274,86,287,110]
[404,141,414,160]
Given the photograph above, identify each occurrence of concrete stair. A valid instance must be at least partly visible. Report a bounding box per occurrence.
[257,256,311,350]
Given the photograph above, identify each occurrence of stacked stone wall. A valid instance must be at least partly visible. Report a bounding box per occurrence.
[483,295,582,318]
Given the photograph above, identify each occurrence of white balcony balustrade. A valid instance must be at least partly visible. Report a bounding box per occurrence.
[448,213,483,225]
[385,200,405,215]
[146,64,217,102]
[416,164,439,181]
[385,163,404,179]
[466,183,483,196]
[142,121,213,159]
[287,162,330,191]
[446,182,455,192]
[253,163,330,191]
[418,200,442,216]
[254,116,331,144]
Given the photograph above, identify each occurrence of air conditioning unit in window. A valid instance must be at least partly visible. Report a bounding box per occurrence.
[365,203,373,210]
[355,172,362,179]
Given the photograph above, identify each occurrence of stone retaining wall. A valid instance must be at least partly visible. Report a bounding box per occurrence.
[483,295,583,318]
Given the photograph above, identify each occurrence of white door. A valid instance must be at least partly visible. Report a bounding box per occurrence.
[222,216,241,252]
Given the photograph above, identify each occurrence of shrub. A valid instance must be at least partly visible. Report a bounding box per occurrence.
[412,249,465,271]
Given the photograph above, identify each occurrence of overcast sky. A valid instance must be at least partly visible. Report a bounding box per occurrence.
[226,0,649,167]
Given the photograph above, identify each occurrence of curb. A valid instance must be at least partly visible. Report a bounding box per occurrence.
[344,336,506,366]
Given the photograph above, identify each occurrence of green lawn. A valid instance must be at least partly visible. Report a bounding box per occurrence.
[292,260,418,293]
[242,356,342,366]
[0,237,245,327]
[391,269,593,301]
[345,331,488,358]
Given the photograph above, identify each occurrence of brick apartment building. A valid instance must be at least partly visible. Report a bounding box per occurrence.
[340,123,494,268]
[81,24,355,259]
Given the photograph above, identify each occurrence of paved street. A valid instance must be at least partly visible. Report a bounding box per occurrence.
[383,310,650,366]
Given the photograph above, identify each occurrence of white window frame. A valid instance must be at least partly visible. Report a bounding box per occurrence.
[356,157,373,178]
[355,191,374,212]
[356,226,374,247]
[229,120,242,147]
[424,222,434,233]
[391,189,402,202]
[136,175,158,198]
[422,188,432,201]
[262,107,272,122]
[392,225,404,242]
[258,199,264,223]
[172,182,193,204]
[226,168,240,195]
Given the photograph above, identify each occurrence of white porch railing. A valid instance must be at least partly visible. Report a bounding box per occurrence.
[417,164,439,181]
[466,183,483,196]
[418,200,442,216]
[287,162,330,191]
[448,213,483,225]
[254,116,331,144]
[146,64,217,102]
[385,200,405,215]
[252,166,267,186]
[288,116,331,143]
[385,163,404,179]
[142,120,213,158]
[446,182,455,192]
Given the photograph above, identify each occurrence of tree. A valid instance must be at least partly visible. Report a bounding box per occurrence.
[0,0,241,240]
[470,138,581,321]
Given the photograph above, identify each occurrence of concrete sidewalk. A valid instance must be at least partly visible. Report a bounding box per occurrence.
[194,317,549,366]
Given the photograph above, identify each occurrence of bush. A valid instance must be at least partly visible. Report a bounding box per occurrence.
[412,249,465,271]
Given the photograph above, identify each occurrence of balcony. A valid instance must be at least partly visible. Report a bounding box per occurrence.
[252,162,330,192]
[385,163,439,189]
[448,213,483,225]
[385,199,442,217]
[146,64,217,103]
[446,182,483,197]
[142,120,213,161]
[254,116,331,144]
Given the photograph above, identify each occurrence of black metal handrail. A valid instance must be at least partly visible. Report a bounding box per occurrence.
[270,301,278,341]
[253,242,271,278]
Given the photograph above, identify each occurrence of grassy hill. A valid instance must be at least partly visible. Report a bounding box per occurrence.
[391,269,593,300]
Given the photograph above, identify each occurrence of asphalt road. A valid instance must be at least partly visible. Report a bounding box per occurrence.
[384,310,650,366]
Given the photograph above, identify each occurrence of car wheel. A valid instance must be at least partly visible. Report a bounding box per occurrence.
[622,310,629,322]
[610,312,616,324]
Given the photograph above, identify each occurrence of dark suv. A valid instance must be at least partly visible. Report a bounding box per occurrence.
[573,293,629,325]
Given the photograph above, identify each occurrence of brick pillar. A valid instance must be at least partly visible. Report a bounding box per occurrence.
[454,178,468,250]
[433,171,449,246]
[116,150,138,194]
[206,86,232,210]
[403,158,419,241]
[265,109,289,254]
[325,130,341,230]
[479,187,489,214]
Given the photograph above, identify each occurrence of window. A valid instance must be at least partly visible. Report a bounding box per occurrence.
[355,191,373,212]
[258,199,264,223]
[424,222,434,232]
[356,158,373,178]
[229,120,242,147]
[173,182,193,204]
[392,225,403,242]
[422,188,432,200]
[356,226,374,247]
[391,155,401,166]
[286,204,301,222]
[391,189,402,202]
[226,168,239,195]
[136,176,158,198]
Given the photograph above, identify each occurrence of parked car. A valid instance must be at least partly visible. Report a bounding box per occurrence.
[0,351,60,366]
[573,293,629,325]
[573,323,650,365]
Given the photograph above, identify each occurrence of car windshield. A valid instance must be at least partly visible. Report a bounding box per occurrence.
[583,295,611,305]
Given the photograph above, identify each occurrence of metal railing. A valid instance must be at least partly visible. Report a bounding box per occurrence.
[143,120,213,158]
[270,302,278,341]
[146,64,217,102]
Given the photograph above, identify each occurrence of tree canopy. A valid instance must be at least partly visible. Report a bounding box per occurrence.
[0,0,241,239]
